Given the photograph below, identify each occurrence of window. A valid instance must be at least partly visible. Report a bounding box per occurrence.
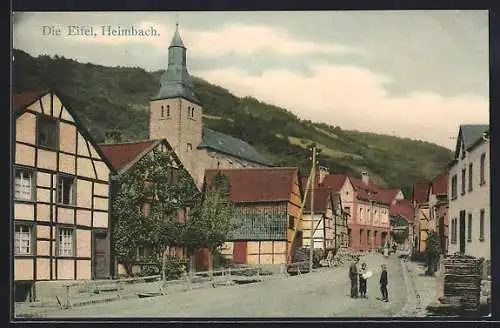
[461,169,466,195]
[344,207,350,215]
[479,210,485,241]
[451,175,458,199]
[451,218,457,244]
[186,143,192,152]
[58,227,74,257]
[167,105,170,117]
[37,116,59,148]
[288,215,294,229]
[360,229,364,244]
[137,245,150,259]
[187,107,195,118]
[480,153,486,185]
[14,225,32,255]
[359,208,363,220]
[467,213,472,242]
[14,169,34,201]
[57,175,75,205]
[160,105,165,118]
[468,163,473,192]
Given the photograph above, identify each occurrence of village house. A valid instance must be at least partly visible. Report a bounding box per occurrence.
[305,171,392,252]
[412,183,430,254]
[428,171,449,254]
[302,188,335,251]
[205,167,303,268]
[13,90,114,302]
[447,124,490,260]
[149,25,272,189]
[99,136,196,276]
[389,199,414,251]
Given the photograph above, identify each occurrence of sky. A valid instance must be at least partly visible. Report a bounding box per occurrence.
[12,11,489,149]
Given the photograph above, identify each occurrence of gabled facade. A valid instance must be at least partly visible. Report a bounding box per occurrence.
[389,199,414,251]
[100,138,196,276]
[303,171,392,252]
[206,167,303,266]
[412,183,430,253]
[428,171,449,254]
[447,124,490,259]
[13,90,114,301]
[149,25,272,189]
[302,188,335,250]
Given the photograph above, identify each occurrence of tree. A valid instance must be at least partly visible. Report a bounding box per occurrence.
[185,171,235,275]
[424,231,441,276]
[112,147,200,276]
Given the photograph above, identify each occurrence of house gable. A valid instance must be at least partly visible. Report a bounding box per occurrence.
[14,90,116,179]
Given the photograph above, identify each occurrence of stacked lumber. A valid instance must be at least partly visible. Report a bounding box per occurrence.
[427,253,483,316]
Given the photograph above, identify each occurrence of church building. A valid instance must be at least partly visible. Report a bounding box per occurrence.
[149,25,272,187]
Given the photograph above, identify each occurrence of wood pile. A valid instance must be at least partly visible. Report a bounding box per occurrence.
[427,253,483,316]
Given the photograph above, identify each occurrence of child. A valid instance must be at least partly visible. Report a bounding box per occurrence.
[358,262,368,298]
[379,264,388,302]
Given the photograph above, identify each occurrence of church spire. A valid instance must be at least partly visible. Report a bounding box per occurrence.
[152,23,199,104]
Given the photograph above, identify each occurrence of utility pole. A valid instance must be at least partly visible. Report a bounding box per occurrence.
[309,145,316,273]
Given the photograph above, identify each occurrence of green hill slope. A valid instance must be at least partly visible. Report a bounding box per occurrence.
[12,49,453,192]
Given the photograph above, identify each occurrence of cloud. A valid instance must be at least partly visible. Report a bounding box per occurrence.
[194,64,488,149]
[183,25,360,57]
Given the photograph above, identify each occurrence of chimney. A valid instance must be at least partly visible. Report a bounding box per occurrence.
[361,171,370,185]
[318,166,329,185]
[105,129,122,144]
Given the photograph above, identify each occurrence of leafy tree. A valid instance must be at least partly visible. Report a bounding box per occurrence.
[424,231,441,276]
[111,147,200,276]
[185,172,235,275]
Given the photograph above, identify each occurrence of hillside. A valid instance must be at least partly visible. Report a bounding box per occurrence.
[12,49,453,193]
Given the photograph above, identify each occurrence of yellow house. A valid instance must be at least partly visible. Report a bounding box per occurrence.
[412,183,431,253]
[13,90,115,301]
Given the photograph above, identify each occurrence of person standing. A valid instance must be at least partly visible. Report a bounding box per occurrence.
[349,257,360,298]
[358,262,368,298]
[379,264,388,302]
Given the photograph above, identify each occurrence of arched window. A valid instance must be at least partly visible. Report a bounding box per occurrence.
[166,105,170,117]
[160,105,164,118]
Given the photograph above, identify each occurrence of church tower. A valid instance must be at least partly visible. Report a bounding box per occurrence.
[149,24,203,175]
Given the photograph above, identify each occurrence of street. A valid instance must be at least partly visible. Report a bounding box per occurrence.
[42,253,410,318]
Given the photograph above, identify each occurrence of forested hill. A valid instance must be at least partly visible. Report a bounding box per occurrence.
[12,49,453,194]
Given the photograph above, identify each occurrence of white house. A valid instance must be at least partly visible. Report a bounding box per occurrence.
[447,124,490,260]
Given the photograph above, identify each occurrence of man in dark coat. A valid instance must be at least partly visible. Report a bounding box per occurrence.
[379,264,388,302]
[349,257,360,298]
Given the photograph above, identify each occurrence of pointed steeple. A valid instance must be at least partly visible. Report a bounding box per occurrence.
[170,23,185,48]
[152,23,199,104]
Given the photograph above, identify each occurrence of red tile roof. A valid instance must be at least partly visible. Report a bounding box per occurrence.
[301,174,346,192]
[413,183,430,205]
[13,90,49,112]
[303,188,331,213]
[390,199,414,221]
[100,140,157,172]
[204,167,299,203]
[350,177,390,205]
[431,172,448,196]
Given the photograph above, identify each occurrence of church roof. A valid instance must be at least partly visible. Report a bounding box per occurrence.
[152,25,200,104]
[199,127,272,166]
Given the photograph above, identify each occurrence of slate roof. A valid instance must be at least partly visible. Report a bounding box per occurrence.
[199,127,272,166]
[455,124,489,158]
[431,171,448,196]
[152,25,200,104]
[204,167,298,203]
[100,140,158,173]
[412,183,430,205]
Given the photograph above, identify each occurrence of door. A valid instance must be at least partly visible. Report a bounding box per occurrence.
[93,231,109,279]
[233,241,247,264]
[459,210,466,254]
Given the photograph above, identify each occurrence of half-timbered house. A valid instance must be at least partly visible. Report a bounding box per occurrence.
[13,89,114,301]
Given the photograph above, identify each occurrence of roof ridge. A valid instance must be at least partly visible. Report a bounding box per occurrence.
[206,167,297,171]
[99,139,158,146]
